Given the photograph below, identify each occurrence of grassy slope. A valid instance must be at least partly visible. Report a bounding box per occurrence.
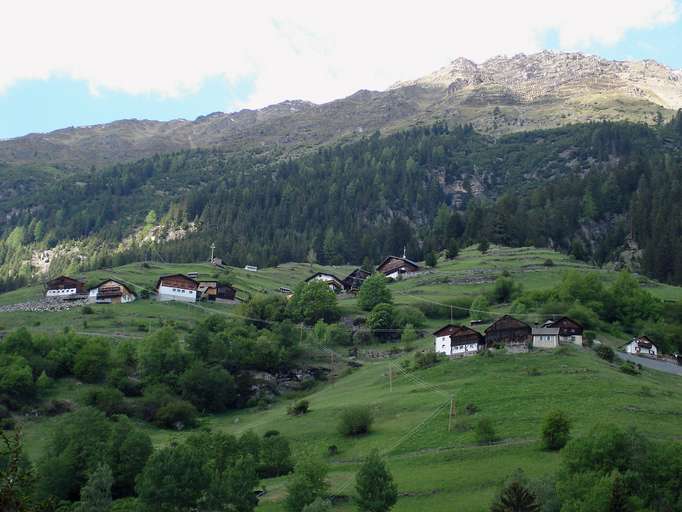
[5,246,682,511]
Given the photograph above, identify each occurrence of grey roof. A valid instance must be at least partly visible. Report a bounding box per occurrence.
[532,327,560,335]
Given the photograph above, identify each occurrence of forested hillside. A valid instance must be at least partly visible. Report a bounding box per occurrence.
[2,114,682,288]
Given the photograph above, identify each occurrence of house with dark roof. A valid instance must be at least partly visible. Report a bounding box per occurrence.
[376,255,420,280]
[46,276,87,299]
[484,315,532,351]
[305,272,345,292]
[155,274,199,302]
[88,279,136,304]
[434,324,484,357]
[622,336,658,358]
[342,268,371,292]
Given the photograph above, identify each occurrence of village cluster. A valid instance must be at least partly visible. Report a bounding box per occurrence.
[44,253,662,360]
[45,274,236,304]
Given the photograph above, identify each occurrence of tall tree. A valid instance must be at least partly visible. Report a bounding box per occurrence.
[355,450,398,512]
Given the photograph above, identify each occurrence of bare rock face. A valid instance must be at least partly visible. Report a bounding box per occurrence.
[392,51,682,109]
[1,51,680,169]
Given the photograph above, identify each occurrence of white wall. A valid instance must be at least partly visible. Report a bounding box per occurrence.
[533,335,559,349]
[451,343,479,356]
[158,284,197,302]
[625,341,657,357]
[434,336,479,356]
[435,335,450,355]
[47,288,77,297]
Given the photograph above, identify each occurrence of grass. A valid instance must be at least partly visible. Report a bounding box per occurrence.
[5,245,682,511]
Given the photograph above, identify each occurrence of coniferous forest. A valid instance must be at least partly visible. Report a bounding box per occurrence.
[2,113,682,287]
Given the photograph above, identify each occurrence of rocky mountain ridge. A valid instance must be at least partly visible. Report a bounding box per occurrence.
[1,51,680,169]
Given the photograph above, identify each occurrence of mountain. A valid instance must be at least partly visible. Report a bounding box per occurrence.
[1,51,681,169]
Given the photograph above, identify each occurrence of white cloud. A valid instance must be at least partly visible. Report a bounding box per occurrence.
[1,0,679,110]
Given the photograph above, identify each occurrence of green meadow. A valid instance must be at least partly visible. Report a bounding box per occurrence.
[3,245,682,511]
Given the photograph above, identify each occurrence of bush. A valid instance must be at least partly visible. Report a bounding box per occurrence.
[357,274,392,311]
[475,417,497,445]
[327,445,338,456]
[541,410,571,450]
[414,351,441,369]
[583,330,596,347]
[464,403,479,415]
[594,344,615,362]
[82,305,94,315]
[84,387,127,416]
[425,251,438,267]
[478,240,490,253]
[395,306,427,328]
[325,323,353,346]
[490,276,522,304]
[338,406,373,436]
[288,400,310,416]
[469,295,491,321]
[543,259,555,267]
[620,361,641,375]
[366,303,396,338]
[153,399,198,430]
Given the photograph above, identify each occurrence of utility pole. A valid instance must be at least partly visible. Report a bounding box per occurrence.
[210,242,216,263]
[450,305,453,323]
[330,351,335,387]
[388,364,393,392]
[448,398,456,432]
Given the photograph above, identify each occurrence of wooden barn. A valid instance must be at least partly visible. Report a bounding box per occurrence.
[46,276,86,299]
[342,268,371,292]
[88,279,136,304]
[155,274,199,303]
[544,316,584,346]
[434,324,483,357]
[305,272,345,293]
[198,281,237,302]
[376,256,420,280]
[484,315,532,351]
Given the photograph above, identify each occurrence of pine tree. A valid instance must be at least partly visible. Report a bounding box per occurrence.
[355,450,398,512]
[490,480,540,512]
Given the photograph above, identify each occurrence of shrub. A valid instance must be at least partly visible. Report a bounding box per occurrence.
[583,330,596,347]
[153,399,198,430]
[543,259,555,267]
[84,387,127,416]
[327,445,338,456]
[475,417,497,445]
[414,351,441,369]
[338,406,373,437]
[82,305,94,315]
[425,251,438,267]
[325,323,353,346]
[288,400,310,416]
[620,362,640,375]
[357,274,392,311]
[541,410,571,450]
[594,344,615,362]
[464,403,479,415]
[478,240,490,254]
[469,295,491,321]
[395,306,427,328]
[366,303,396,338]
[490,276,522,304]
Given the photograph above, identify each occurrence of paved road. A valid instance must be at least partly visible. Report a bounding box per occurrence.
[617,352,682,376]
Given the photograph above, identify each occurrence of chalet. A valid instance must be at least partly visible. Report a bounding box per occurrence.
[623,336,658,358]
[88,279,136,304]
[46,276,86,299]
[484,315,532,351]
[155,274,199,303]
[305,272,345,293]
[434,324,483,357]
[198,281,237,302]
[376,256,421,280]
[543,316,584,346]
[342,268,371,292]
[532,327,560,349]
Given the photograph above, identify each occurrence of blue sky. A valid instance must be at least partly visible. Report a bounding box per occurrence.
[1,0,680,139]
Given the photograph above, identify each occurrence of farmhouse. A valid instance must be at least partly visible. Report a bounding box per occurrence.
[197,281,237,302]
[544,316,584,345]
[155,274,199,302]
[376,255,420,280]
[46,276,87,299]
[623,336,658,358]
[434,324,483,357]
[532,327,560,349]
[484,315,532,351]
[305,272,345,292]
[88,280,136,304]
[342,268,371,292]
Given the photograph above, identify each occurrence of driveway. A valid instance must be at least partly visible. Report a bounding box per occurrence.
[617,352,682,376]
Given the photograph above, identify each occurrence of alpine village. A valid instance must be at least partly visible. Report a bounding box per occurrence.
[2,28,682,512]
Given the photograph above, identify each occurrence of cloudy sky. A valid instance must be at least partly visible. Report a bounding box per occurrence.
[1,0,681,138]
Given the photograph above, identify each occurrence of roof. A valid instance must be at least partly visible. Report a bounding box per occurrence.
[433,324,483,343]
[89,279,133,293]
[546,316,584,331]
[376,256,421,274]
[305,272,343,282]
[621,336,657,349]
[532,327,560,335]
[155,274,199,290]
[47,275,85,288]
[484,315,531,334]
[344,268,370,279]
[433,324,460,336]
